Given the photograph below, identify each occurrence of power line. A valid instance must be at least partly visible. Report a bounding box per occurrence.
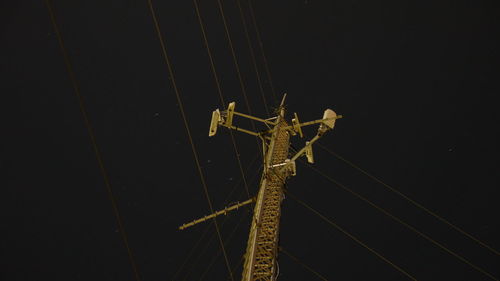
[215,0,259,131]
[145,1,233,279]
[199,209,250,280]
[302,161,499,281]
[279,246,329,281]
[171,219,213,281]
[180,224,218,281]
[235,0,270,116]
[317,143,500,257]
[192,0,251,208]
[268,168,416,280]
[231,251,246,279]
[286,191,418,281]
[45,1,142,281]
[247,0,278,104]
[215,0,263,154]
[179,163,262,281]
[180,206,241,281]
[181,175,258,281]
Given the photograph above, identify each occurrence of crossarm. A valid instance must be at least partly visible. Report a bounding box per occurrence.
[290,135,320,162]
[266,115,343,135]
[179,198,255,230]
[232,111,277,126]
[221,124,261,137]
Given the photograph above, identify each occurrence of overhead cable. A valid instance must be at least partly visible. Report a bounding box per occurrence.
[192,0,251,207]
[286,191,418,281]
[279,246,329,281]
[303,162,499,281]
[247,0,278,104]
[45,1,142,281]
[145,1,233,279]
[318,143,500,257]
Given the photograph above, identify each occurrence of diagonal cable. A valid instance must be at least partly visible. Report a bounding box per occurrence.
[267,168,416,280]
[215,0,264,151]
[181,189,251,281]
[235,0,270,116]
[45,1,142,280]
[172,155,260,280]
[171,221,213,281]
[145,1,233,279]
[199,209,250,281]
[302,161,499,281]
[180,162,262,280]
[317,142,500,257]
[286,191,418,281]
[279,246,329,281]
[179,163,262,281]
[180,212,236,281]
[231,253,245,279]
[247,0,278,104]
[192,0,251,207]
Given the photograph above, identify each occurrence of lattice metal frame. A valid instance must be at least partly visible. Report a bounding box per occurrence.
[179,96,341,281]
[242,118,290,281]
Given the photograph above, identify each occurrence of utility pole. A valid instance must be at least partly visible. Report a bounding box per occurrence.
[179,94,341,281]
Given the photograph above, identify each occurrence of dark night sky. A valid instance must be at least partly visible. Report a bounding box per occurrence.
[2,0,499,280]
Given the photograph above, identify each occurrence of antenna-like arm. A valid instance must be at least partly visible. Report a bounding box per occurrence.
[265,115,343,136]
[289,109,342,164]
[290,134,320,163]
[221,124,261,137]
[232,111,277,126]
[179,198,255,230]
[209,102,275,137]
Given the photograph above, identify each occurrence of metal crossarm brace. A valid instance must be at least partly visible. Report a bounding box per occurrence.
[179,198,255,230]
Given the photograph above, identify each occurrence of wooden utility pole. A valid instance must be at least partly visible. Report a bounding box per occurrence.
[179,94,341,281]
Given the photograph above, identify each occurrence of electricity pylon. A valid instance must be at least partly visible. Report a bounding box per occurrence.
[179,94,341,281]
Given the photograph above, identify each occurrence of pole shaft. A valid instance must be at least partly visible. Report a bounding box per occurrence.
[242,115,290,281]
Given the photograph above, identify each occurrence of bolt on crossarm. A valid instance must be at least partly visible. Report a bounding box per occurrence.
[179,94,341,281]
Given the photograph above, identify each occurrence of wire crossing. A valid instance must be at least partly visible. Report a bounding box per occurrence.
[177,155,262,281]
[199,210,250,281]
[215,0,258,128]
[317,143,500,257]
[171,221,213,281]
[182,163,261,280]
[45,2,142,281]
[145,1,233,279]
[215,0,263,156]
[193,0,251,205]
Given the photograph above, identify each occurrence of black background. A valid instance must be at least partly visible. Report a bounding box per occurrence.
[2,0,499,280]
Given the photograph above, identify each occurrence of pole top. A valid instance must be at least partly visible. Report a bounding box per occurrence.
[279,93,287,117]
[280,93,287,107]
